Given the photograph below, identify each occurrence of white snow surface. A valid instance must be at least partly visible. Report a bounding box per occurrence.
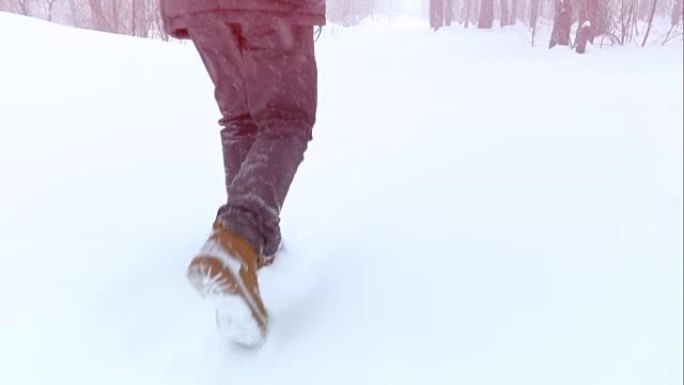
[0,12,682,385]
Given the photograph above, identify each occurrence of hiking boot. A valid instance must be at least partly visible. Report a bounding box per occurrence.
[257,240,286,268]
[258,253,275,269]
[186,222,269,347]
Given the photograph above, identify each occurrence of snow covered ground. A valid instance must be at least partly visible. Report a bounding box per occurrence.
[0,12,682,385]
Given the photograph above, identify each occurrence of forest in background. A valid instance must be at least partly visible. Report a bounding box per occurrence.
[0,0,681,50]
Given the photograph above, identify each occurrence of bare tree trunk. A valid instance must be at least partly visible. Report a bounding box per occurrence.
[530,0,540,45]
[479,0,495,27]
[511,0,519,24]
[549,0,573,48]
[575,21,591,52]
[500,0,510,25]
[445,0,454,25]
[17,0,31,15]
[592,0,608,42]
[622,0,637,44]
[641,0,658,45]
[462,0,472,27]
[88,0,112,32]
[638,0,650,19]
[620,0,631,44]
[146,0,158,37]
[44,0,58,22]
[111,0,120,33]
[575,0,608,47]
[430,0,445,30]
[530,0,540,27]
[151,0,169,40]
[631,0,640,34]
[672,0,683,25]
[131,0,138,36]
[625,0,637,42]
[68,0,80,27]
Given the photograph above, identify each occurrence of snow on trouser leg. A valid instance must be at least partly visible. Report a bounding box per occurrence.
[212,22,318,259]
[218,135,309,258]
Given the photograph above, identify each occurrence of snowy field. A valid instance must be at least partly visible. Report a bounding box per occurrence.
[0,11,682,385]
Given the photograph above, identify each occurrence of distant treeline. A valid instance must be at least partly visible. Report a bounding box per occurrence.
[1,0,681,47]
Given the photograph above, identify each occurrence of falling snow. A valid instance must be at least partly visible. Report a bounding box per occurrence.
[0,11,682,385]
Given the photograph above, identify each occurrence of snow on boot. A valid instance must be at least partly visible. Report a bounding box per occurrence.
[257,240,285,268]
[187,222,269,348]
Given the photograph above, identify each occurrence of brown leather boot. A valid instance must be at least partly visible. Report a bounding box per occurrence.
[187,222,269,347]
[257,240,285,268]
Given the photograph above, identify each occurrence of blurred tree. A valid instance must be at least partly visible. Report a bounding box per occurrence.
[642,0,658,45]
[430,0,445,29]
[87,0,112,32]
[461,0,473,27]
[574,0,608,52]
[672,0,683,25]
[479,0,494,27]
[510,0,518,24]
[549,0,573,47]
[430,0,456,30]
[530,0,541,44]
[500,0,510,26]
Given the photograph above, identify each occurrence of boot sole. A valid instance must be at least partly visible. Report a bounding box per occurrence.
[213,293,265,348]
[187,257,267,348]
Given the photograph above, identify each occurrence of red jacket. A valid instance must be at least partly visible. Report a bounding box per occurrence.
[161,0,326,38]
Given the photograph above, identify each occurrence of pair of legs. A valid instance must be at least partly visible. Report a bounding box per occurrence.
[187,21,318,258]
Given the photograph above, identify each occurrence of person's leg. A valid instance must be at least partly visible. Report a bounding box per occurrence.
[185,22,272,347]
[220,114,258,191]
[188,23,258,195]
[216,22,318,258]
